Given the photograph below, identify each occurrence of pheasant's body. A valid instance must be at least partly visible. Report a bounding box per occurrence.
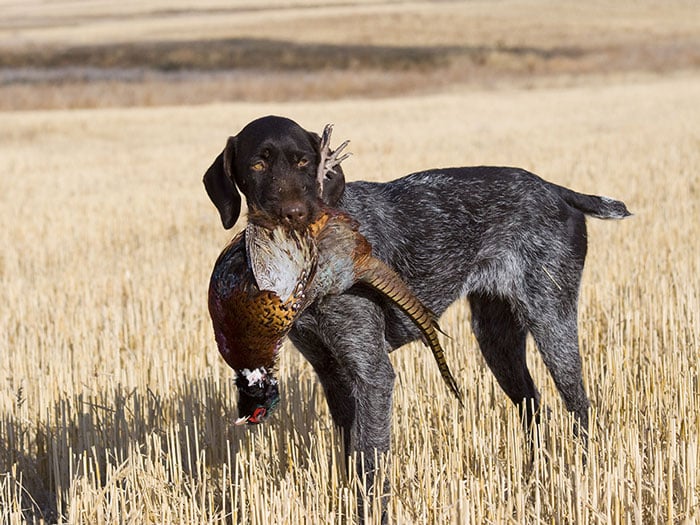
[208,228,315,371]
[208,208,462,424]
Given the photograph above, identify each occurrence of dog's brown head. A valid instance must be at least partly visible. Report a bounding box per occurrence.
[203,115,346,230]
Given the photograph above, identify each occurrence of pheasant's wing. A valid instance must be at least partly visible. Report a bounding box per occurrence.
[246,223,317,305]
[311,211,462,404]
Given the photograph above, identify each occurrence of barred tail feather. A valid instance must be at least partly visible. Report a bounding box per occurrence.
[356,257,463,404]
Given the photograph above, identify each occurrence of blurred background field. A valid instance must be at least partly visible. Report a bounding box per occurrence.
[1,0,699,110]
[1,1,699,523]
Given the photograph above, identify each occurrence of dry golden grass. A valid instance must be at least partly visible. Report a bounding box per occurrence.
[2,0,698,48]
[1,71,699,523]
[1,0,700,522]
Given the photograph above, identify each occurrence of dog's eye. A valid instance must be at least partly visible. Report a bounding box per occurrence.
[297,158,309,168]
[251,161,265,172]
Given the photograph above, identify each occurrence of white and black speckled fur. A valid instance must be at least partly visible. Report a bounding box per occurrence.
[289,168,629,475]
[203,116,631,519]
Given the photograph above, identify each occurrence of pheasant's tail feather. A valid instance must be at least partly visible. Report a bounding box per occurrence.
[433,321,452,339]
[356,257,463,405]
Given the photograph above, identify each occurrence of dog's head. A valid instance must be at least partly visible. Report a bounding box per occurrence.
[203,115,346,230]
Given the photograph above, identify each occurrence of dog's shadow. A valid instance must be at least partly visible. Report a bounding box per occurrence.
[1,367,333,523]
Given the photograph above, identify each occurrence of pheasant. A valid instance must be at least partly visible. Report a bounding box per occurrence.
[207,126,462,425]
[208,224,316,424]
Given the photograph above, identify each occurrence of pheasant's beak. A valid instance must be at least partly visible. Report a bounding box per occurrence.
[235,406,268,426]
[249,406,268,423]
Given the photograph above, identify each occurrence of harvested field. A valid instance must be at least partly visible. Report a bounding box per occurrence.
[1,1,699,523]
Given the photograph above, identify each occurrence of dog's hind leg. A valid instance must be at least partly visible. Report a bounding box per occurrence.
[517,259,590,442]
[469,293,541,442]
[526,308,590,442]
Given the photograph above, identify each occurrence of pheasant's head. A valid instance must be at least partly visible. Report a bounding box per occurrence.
[234,367,280,425]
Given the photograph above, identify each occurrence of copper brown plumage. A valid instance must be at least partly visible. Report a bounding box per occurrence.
[208,225,317,424]
[208,207,462,425]
[208,226,316,372]
[207,124,461,425]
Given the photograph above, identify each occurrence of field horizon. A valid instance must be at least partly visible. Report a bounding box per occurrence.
[1,1,699,523]
[1,0,698,110]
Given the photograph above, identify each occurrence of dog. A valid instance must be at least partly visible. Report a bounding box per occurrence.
[203,115,630,515]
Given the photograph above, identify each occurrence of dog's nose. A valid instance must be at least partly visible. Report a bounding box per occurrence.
[280,203,308,224]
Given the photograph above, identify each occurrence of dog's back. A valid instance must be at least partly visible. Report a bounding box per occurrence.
[336,167,629,347]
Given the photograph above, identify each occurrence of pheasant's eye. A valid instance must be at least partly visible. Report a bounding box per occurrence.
[297,158,309,168]
[251,161,265,172]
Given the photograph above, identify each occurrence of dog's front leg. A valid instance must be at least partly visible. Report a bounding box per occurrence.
[348,353,394,525]
[292,293,394,523]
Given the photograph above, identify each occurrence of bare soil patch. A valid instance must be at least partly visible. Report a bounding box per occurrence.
[2,37,698,110]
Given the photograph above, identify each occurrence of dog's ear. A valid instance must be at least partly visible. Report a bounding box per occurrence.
[307,130,346,207]
[203,136,241,230]
[322,163,346,206]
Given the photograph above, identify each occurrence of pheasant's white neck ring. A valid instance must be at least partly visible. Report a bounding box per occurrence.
[237,366,277,387]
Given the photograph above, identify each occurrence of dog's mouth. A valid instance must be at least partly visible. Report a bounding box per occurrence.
[247,206,322,232]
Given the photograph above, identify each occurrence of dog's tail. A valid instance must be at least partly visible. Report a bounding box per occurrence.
[553,185,631,219]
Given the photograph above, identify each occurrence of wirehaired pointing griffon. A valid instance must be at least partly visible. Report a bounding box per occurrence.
[203,115,630,517]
